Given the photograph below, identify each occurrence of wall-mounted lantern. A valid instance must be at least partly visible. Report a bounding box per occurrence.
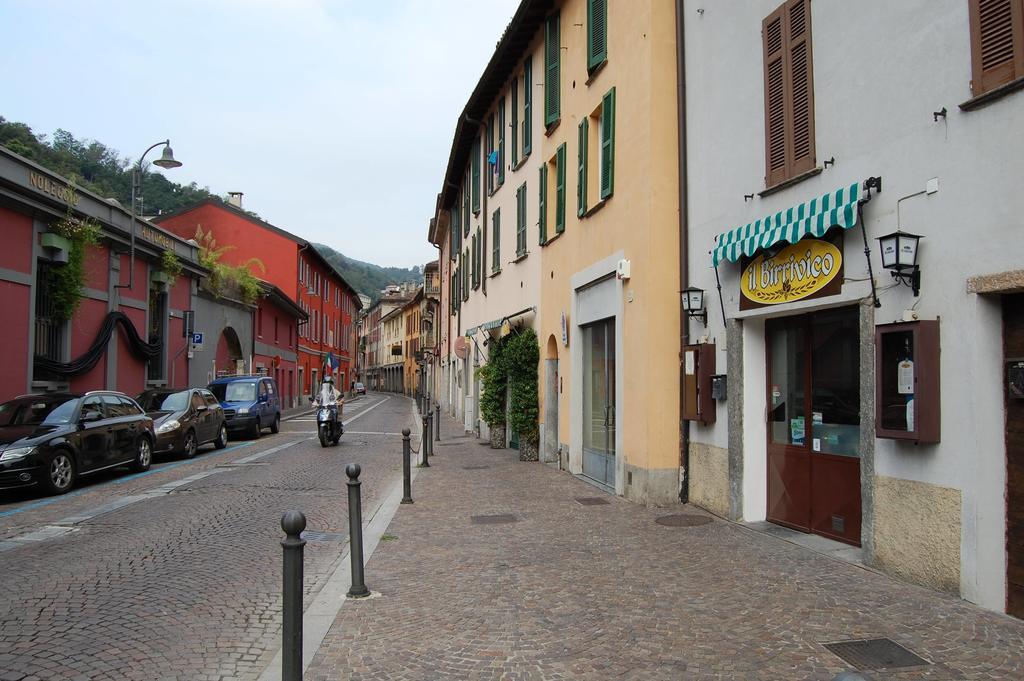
[876,231,922,296]
[681,286,707,325]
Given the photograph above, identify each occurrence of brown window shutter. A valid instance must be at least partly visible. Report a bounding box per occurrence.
[763,6,789,186]
[787,0,815,176]
[968,0,1024,96]
[763,0,815,187]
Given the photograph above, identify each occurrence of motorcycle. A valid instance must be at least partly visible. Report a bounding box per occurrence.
[316,403,343,447]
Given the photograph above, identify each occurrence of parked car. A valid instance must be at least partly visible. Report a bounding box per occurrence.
[0,391,155,495]
[207,375,281,439]
[354,382,366,395]
[137,388,228,458]
[0,394,78,448]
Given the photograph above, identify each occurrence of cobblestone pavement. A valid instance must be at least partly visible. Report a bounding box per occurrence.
[306,414,1024,681]
[0,393,417,681]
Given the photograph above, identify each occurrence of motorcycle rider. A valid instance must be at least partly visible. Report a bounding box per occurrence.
[312,374,343,442]
[313,374,342,409]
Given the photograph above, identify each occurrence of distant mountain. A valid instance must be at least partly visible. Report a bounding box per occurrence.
[313,243,420,303]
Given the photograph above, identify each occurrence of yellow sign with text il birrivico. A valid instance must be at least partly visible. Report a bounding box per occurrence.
[741,239,842,306]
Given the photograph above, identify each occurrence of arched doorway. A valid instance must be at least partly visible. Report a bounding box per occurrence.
[216,327,244,377]
[544,334,560,464]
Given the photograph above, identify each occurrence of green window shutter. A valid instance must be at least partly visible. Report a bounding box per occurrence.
[577,118,588,217]
[463,171,471,236]
[498,98,506,186]
[516,182,528,256]
[555,143,566,234]
[523,58,533,155]
[464,249,470,301]
[587,0,608,71]
[544,14,560,127]
[538,163,547,244]
[511,83,519,168]
[471,233,477,288]
[600,87,616,200]
[471,138,481,213]
[451,208,459,259]
[492,208,501,271]
[485,120,493,194]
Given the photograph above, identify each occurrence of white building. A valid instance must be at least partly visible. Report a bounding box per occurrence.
[683,0,1024,617]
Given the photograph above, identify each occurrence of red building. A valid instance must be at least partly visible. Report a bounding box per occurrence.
[156,198,361,400]
[251,282,307,408]
[0,147,203,400]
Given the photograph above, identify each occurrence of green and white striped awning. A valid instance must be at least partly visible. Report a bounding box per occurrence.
[712,181,861,266]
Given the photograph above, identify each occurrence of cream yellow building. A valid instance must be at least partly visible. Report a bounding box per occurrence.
[430,0,683,502]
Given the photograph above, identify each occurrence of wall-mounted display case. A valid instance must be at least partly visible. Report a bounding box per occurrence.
[682,343,716,424]
[875,319,940,443]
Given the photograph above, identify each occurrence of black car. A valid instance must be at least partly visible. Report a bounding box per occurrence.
[138,388,228,458]
[0,394,78,448]
[0,391,155,495]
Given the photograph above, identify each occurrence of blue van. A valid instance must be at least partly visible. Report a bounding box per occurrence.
[207,375,281,439]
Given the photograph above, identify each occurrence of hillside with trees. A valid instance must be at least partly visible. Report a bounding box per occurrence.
[313,244,421,302]
[0,116,422,301]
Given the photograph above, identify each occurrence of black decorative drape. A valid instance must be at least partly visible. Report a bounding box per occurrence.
[34,311,162,377]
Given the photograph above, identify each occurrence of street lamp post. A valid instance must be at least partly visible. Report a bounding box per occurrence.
[115,140,182,291]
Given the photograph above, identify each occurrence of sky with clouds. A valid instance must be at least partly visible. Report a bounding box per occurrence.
[0,0,520,267]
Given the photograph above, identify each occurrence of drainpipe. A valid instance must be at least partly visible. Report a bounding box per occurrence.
[675,0,691,503]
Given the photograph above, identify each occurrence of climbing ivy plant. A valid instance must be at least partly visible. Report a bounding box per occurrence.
[194,225,265,305]
[478,336,507,427]
[505,327,540,444]
[47,205,102,321]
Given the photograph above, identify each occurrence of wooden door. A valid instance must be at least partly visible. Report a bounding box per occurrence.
[767,308,862,545]
[1005,294,1024,618]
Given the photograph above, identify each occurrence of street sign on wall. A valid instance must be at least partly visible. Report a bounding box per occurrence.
[191,332,205,352]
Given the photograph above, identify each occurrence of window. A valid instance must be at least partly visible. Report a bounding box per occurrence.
[511,78,519,168]
[599,87,616,200]
[485,119,494,195]
[34,261,65,365]
[587,0,608,72]
[968,0,1024,97]
[497,97,506,186]
[102,394,129,417]
[577,117,588,217]
[463,173,471,236]
[451,207,461,258]
[538,163,548,244]
[492,208,501,272]
[471,231,479,289]
[463,249,470,301]
[545,14,561,126]
[763,0,815,187]
[516,182,528,257]
[523,57,533,155]
[274,316,279,342]
[555,143,566,234]
[471,137,481,213]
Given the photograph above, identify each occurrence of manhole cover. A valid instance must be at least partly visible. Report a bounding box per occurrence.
[655,514,713,527]
[575,497,610,506]
[470,514,518,525]
[301,531,346,542]
[823,639,929,670]
[462,465,491,470]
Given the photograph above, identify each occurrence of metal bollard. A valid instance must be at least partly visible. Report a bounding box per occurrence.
[435,403,441,441]
[426,411,434,458]
[401,428,413,504]
[346,464,370,598]
[421,415,430,467]
[280,511,306,681]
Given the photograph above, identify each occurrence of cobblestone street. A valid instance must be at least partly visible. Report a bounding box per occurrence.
[0,394,416,681]
[306,413,1024,681]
